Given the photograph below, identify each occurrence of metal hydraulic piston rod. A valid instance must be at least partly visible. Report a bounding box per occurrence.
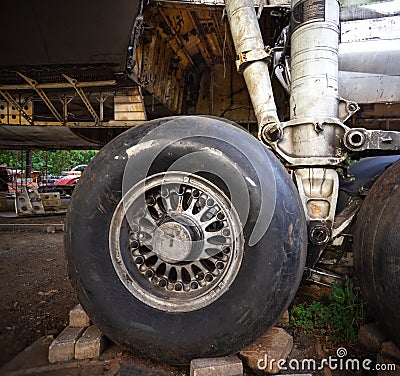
[225,0,281,141]
[225,0,343,267]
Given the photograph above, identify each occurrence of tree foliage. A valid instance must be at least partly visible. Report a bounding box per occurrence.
[0,150,98,175]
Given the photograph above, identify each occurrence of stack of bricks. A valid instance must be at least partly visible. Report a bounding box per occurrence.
[48,304,105,363]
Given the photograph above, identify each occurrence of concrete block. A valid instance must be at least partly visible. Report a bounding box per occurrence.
[69,304,90,327]
[190,355,243,376]
[16,189,33,215]
[380,341,400,362]
[46,225,56,234]
[40,192,62,211]
[239,327,293,374]
[28,187,46,215]
[48,326,85,363]
[75,326,105,360]
[358,323,387,352]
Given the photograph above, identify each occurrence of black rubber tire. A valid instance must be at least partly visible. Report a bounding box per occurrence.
[354,159,400,346]
[65,116,307,364]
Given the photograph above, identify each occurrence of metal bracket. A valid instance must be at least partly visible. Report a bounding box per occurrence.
[338,97,359,123]
[17,72,64,125]
[236,47,272,73]
[294,168,339,267]
[0,90,34,124]
[305,267,342,287]
[0,79,116,91]
[96,93,108,122]
[344,128,400,153]
[62,74,99,124]
[266,117,349,166]
[58,94,75,122]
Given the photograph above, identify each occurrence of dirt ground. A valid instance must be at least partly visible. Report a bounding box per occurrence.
[0,218,78,367]
[0,215,379,375]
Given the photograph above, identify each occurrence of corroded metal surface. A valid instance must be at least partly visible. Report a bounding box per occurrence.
[0,0,140,68]
[0,126,99,149]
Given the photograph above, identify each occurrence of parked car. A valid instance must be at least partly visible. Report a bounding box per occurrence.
[54,166,86,196]
[61,164,87,176]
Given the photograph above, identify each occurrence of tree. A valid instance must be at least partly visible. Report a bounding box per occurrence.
[0,150,98,175]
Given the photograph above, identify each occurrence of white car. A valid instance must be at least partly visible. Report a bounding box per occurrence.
[61,165,87,177]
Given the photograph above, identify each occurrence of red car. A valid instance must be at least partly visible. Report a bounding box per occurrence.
[54,165,87,196]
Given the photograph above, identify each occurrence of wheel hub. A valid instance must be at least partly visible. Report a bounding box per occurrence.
[153,219,193,264]
[109,172,244,312]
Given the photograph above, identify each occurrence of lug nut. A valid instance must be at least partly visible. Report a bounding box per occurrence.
[144,269,154,278]
[174,283,183,291]
[190,281,199,289]
[135,256,144,265]
[222,247,230,254]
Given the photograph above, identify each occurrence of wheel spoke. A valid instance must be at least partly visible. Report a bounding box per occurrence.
[112,172,243,312]
[185,195,198,214]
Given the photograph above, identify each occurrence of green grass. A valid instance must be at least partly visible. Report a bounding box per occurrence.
[290,281,366,343]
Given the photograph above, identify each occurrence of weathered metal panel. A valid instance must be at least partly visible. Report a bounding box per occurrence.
[341,15,400,42]
[339,72,400,103]
[0,126,100,149]
[338,15,400,103]
[339,39,400,76]
[0,0,140,68]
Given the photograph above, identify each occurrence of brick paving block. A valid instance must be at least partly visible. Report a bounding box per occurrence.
[190,355,243,376]
[48,326,85,363]
[380,341,400,362]
[358,323,387,352]
[75,325,105,360]
[69,304,90,327]
[239,327,293,374]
